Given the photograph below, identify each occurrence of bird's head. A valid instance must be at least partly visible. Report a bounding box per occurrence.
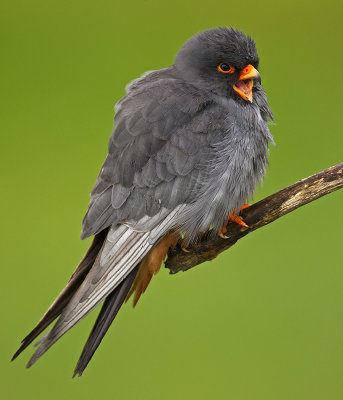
[175,27,261,102]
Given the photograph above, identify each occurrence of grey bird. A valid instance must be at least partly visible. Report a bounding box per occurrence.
[12,27,274,376]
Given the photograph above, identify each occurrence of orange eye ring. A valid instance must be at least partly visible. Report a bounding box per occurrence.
[217,63,235,74]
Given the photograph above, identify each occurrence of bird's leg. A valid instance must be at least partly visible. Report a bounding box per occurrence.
[218,224,229,239]
[228,203,250,228]
[218,203,251,238]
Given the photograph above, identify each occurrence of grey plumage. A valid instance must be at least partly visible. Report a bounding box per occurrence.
[73,266,138,377]
[82,30,273,241]
[13,27,274,375]
[11,229,108,361]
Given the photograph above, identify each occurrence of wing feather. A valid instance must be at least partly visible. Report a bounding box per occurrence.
[26,226,152,367]
[81,74,213,239]
[26,207,181,367]
[11,230,108,361]
[72,267,138,377]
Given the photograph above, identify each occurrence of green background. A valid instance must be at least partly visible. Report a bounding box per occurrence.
[2,0,343,399]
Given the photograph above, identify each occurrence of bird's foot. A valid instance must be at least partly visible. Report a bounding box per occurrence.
[180,238,190,252]
[238,203,251,211]
[229,203,251,227]
[218,226,229,239]
[218,204,251,238]
[228,214,248,228]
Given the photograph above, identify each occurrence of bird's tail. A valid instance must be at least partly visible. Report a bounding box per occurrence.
[72,266,138,377]
[12,209,181,375]
[72,231,179,376]
[11,229,109,361]
[17,226,153,371]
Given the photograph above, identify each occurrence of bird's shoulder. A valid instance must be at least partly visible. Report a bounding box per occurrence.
[92,68,221,192]
[81,68,225,238]
[115,66,213,123]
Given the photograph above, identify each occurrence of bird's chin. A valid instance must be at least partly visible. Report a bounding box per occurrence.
[233,79,254,103]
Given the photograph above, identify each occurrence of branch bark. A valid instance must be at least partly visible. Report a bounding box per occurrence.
[165,163,343,274]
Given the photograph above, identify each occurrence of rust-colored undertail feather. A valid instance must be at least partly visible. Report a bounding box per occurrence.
[126,232,178,307]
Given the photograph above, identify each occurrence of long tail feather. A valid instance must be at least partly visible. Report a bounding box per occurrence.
[12,230,108,361]
[73,266,138,377]
[14,209,179,371]
[26,227,153,368]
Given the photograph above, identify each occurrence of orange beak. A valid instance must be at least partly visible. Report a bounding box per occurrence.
[233,64,260,103]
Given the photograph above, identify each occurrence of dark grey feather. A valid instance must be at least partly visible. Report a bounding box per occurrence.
[80,76,213,239]
[14,27,275,375]
[12,230,108,361]
[72,266,138,377]
[111,184,130,209]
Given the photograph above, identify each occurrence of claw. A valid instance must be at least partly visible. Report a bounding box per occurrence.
[218,203,250,238]
[180,238,190,252]
[218,226,229,239]
[228,214,249,228]
[228,203,251,228]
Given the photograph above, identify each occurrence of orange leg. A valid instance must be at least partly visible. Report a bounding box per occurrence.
[239,203,251,211]
[229,203,251,227]
[218,203,251,239]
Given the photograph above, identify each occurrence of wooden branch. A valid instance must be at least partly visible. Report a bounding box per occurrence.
[165,163,343,274]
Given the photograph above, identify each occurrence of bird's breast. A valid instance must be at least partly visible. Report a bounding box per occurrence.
[184,106,272,236]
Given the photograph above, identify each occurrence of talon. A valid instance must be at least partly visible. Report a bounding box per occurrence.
[228,214,249,228]
[218,225,229,239]
[228,204,250,228]
[219,203,250,237]
[180,238,190,252]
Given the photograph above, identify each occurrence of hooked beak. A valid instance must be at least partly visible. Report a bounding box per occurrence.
[233,64,260,103]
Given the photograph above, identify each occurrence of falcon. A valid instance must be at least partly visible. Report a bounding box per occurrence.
[12,27,274,376]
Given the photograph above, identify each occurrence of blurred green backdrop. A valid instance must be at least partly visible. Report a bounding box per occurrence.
[1,0,343,399]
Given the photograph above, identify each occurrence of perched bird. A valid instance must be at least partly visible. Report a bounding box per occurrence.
[12,27,274,376]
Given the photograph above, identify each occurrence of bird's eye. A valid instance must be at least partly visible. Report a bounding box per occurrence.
[217,63,235,74]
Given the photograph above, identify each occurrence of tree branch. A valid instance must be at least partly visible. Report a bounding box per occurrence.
[165,163,343,274]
